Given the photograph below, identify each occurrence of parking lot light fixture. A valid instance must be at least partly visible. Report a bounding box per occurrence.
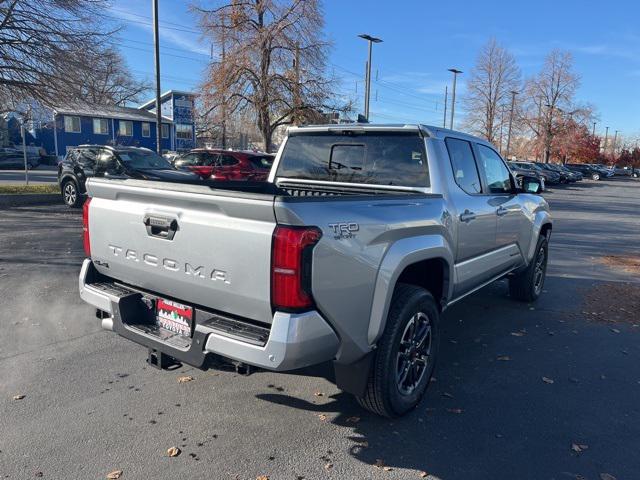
[358,34,383,122]
[448,68,463,129]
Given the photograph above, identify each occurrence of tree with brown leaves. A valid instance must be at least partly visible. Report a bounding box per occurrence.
[193,0,338,152]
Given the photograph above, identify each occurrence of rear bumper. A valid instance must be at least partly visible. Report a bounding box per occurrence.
[79,259,339,371]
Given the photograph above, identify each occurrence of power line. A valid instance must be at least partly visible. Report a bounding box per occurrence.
[109,7,199,31]
[103,13,201,35]
[115,43,206,63]
[116,37,209,57]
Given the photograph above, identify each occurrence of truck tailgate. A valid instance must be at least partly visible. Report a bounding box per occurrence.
[86,179,276,324]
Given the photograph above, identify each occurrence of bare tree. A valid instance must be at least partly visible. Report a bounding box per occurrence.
[0,0,115,110]
[193,0,342,152]
[463,39,521,143]
[66,47,152,106]
[521,50,580,162]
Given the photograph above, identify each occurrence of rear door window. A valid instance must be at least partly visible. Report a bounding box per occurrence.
[445,138,481,194]
[277,132,429,187]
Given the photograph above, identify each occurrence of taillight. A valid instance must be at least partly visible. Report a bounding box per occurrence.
[82,198,91,257]
[271,225,322,311]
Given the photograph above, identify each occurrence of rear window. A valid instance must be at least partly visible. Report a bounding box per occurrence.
[249,155,274,169]
[276,132,429,187]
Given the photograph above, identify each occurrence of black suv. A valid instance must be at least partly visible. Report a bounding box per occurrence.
[57,145,199,207]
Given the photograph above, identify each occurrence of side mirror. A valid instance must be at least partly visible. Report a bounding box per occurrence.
[521,175,542,194]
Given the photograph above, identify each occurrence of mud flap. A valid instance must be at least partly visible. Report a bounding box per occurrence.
[333,351,375,397]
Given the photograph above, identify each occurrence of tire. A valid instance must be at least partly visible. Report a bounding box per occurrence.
[509,235,548,302]
[592,173,600,181]
[61,179,81,208]
[356,284,440,418]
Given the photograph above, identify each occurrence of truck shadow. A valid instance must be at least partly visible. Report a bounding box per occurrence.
[256,277,640,479]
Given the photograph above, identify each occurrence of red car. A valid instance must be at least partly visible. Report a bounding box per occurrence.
[173,149,274,181]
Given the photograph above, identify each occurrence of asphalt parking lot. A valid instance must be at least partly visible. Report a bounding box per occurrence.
[1,179,639,480]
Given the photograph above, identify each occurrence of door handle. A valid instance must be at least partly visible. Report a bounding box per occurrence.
[143,215,179,240]
[459,210,476,223]
[496,206,509,217]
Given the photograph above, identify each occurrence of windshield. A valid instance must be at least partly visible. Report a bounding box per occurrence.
[277,132,429,187]
[117,150,174,170]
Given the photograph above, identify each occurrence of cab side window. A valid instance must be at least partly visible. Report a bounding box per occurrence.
[476,145,513,194]
[77,149,97,169]
[445,138,482,194]
[219,154,239,166]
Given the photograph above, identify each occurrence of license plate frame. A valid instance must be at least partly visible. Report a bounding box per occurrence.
[155,298,193,338]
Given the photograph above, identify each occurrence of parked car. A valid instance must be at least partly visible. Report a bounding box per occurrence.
[79,124,552,418]
[57,145,199,207]
[534,162,574,183]
[162,151,182,164]
[0,147,40,169]
[553,163,583,181]
[589,164,615,178]
[508,162,546,191]
[511,161,561,185]
[565,163,602,180]
[173,148,275,181]
[612,165,632,176]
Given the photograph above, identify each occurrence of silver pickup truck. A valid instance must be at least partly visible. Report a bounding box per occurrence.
[79,124,551,417]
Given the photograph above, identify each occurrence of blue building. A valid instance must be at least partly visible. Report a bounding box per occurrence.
[45,90,196,157]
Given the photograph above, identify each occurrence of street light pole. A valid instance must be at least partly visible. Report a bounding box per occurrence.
[613,130,619,158]
[592,121,596,137]
[358,34,382,122]
[152,0,162,154]
[506,90,518,159]
[603,126,609,154]
[442,85,448,128]
[448,68,462,130]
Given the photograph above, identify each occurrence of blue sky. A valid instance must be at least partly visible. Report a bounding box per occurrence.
[109,0,640,137]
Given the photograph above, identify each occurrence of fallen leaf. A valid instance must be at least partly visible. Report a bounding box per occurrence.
[324,463,333,470]
[167,447,181,457]
[542,376,554,384]
[346,416,360,423]
[383,466,393,471]
[571,443,589,453]
[446,408,464,414]
[599,474,617,480]
[106,471,123,479]
[313,391,324,397]
[317,414,328,421]
[177,376,193,383]
[497,355,511,361]
[256,476,269,480]
[419,472,429,478]
[12,394,25,400]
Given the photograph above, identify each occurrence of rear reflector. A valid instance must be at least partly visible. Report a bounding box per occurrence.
[271,225,321,311]
[82,198,91,257]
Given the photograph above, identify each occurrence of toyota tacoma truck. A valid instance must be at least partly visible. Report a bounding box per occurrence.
[79,124,551,417]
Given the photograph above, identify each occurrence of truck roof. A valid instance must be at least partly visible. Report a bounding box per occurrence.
[288,123,493,147]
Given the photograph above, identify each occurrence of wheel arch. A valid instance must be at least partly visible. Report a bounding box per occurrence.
[367,235,454,346]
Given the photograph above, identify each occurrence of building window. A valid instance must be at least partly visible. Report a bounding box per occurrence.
[161,123,169,139]
[118,120,133,137]
[64,116,81,133]
[142,122,150,137]
[93,118,109,135]
[176,124,193,140]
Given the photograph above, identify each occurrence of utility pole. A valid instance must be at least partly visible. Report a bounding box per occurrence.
[603,126,609,154]
[220,18,227,148]
[506,90,518,159]
[498,106,505,155]
[358,34,382,122]
[21,117,29,185]
[448,68,462,129]
[152,0,162,154]
[613,130,619,159]
[292,41,301,126]
[592,121,596,136]
[442,85,448,128]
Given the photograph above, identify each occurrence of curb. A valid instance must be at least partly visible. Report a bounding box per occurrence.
[0,193,61,208]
